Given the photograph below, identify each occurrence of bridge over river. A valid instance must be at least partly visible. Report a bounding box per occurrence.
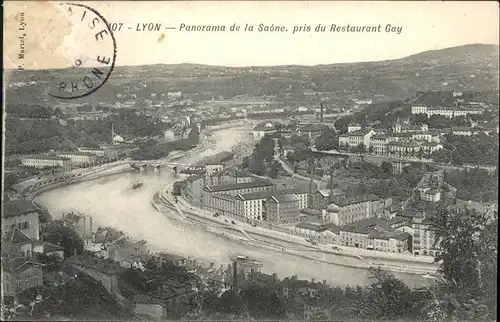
[129,160,202,174]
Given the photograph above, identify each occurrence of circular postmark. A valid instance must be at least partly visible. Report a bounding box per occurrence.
[48,2,116,99]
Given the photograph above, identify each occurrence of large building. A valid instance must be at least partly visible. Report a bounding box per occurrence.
[1,257,44,297]
[339,218,412,253]
[338,129,375,149]
[325,194,390,227]
[265,194,301,225]
[309,189,346,211]
[56,151,97,166]
[235,191,273,221]
[78,146,106,157]
[284,187,310,210]
[203,180,274,198]
[252,123,277,142]
[396,211,440,256]
[411,104,483,118]
[22,155,71,169]
[184,173,256,205]
[2,200,41,240]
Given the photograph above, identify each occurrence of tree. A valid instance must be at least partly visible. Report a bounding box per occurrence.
[315,129,339,151]
[426,209,498,320]
[172,180,186,196]
[240,284,286,319]
[353,143,366,154]
[351,267,432,320]
[380,161,393,174]
[42,220,84,258]
[269,161,281,178]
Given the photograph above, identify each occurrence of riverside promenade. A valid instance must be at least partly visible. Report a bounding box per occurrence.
[152,184,440,276]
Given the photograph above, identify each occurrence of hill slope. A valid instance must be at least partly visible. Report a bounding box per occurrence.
[5,43,499,105]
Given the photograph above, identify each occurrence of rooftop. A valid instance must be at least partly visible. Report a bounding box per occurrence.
[2,199,40,218]
[300,208,322,216]
[65,255,122,275]
[268,194,298,203]
[397,211,422,219]
[284,186,310,195]
[23,155,71,161]
[193,151,234,167]
[340,218,392,234]
[253,123,276,132]
[316,188,345,197]
[206,180,274,192]
[324,223,341,234]
[57,151,96,157]
[2,257,44,273]
[295,222,328,232]
[339,128,373,137]
[425,188,441,195]
[237,191,274,200]
[2,227,33,244]
[42,241,65,252]
[330,193,380,207]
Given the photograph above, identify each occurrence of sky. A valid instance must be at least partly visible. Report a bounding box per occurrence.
[3,1,500,69]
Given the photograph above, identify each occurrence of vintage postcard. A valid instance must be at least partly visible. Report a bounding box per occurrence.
[2,1,499,321]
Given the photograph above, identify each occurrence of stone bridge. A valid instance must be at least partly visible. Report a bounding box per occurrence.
[129,161,201,175]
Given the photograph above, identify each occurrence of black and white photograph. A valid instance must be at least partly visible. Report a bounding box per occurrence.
[2,1,499,321]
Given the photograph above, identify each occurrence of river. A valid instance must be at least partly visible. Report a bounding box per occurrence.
[35,126,431,288]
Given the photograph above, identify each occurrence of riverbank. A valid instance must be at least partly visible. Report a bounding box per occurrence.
[23,163,134,201]
[151,185,439,276]
[16,141,208,201]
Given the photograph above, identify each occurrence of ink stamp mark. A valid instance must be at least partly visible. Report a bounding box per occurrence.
[49,2,117,99]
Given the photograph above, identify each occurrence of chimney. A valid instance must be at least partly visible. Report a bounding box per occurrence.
[89,216,93,235]
[272,273,278,283]
[320,101,324,123]
[232,261,238,289]
[292,274,297,281]
[83,215,86,236]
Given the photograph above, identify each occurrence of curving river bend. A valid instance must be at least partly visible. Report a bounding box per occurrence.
[35,126,431,288]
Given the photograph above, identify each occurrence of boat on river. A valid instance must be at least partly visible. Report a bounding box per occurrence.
[132,181,143,190]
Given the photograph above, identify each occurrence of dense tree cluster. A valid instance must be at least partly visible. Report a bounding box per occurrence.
[343,161,426,199]
[6,104,55,119]
[242,134,279,176]
[314,129,339,151]
[410,114,470,128]
[431,133,499,166]
[172,180,187,196]
[444,168,498,202]
[23,272,130,320]
[5,108,170,155]
[335,100,410,133]
[130,128,199,160]
[42,220,84,258]
[425,209,498,320]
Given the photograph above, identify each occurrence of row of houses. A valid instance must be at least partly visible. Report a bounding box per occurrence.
[2,200,66,297]
[251,122,329,143]
[411,104,483,118]
[202,180,306,225]
[292,210,440,256]
[21,145,130,170]
[21,151,97,169]
[339,123,444,156]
